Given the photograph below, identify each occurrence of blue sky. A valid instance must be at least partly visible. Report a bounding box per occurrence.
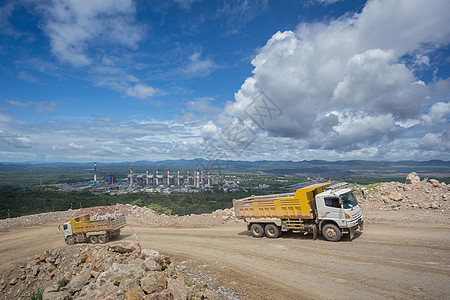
[0,0,449,162]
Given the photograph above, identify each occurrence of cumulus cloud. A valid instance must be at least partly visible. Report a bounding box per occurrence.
[126,83,159,100]
[39,0,143,66]
[422,102,450,125]
[223,0,450,155]
[419,130,449,152]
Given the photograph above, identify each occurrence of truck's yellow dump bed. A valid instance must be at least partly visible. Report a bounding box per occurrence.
[68,214,126,234]
[233,182,330,219]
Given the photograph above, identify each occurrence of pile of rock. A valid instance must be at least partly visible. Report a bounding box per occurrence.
[91,212,124,221]
[360,172,449,211]
[78,205,241,228]
[0,241,225,299]
[0,211,74,231]
[0,204,241,231]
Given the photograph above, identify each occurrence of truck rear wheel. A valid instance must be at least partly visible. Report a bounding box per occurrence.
[265,224,280,238]
[89,235,98,244]
[322,224,341,242]
[98,235,107,244]
[250,224,265,238]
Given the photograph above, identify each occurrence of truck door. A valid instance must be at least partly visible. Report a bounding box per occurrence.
[323,196,345,226]
[62,222,72,238]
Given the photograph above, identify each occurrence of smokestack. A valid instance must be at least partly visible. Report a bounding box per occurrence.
[130,168,133,186]
[200,169,203,184]
[94,162,97,185]
[146,169,149,185]
[177,169,180,187]
[196,169,200,188]
[156,169,159,186]
[187,169,190,185]
[167,169,170,186]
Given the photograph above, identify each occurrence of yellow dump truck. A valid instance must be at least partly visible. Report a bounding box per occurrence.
[60,214,127,245]
[233,182,363,242]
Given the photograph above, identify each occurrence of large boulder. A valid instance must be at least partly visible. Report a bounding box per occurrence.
[428,179,440,187]
[65,268,92,293]
[405,172,420,184]
[140,272,167,294]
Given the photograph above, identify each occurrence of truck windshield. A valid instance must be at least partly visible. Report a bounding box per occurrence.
[340,192,359,209]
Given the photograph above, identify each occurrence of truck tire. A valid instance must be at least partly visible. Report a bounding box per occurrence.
[265,224,280,238]
[322,224,342,242]
[89,235,98,244]
[66,236,75,245]
[250,224,265,238]
[98,235,107,244]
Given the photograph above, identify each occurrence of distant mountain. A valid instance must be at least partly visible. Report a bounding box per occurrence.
[0,159,448,178]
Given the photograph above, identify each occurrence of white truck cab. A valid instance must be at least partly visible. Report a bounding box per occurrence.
[314,189,364,241]
[61,221,73,239]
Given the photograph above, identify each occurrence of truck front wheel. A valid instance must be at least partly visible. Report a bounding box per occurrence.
[322,224,341,242]
[250,224,265,238]
[66,236,75,245]
[265,224,280,238]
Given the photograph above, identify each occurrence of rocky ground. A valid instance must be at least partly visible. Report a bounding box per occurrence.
[357,172,449,213]
[0,241,225,300]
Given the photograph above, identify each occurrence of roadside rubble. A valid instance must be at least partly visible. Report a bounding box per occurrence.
[0,241,231,300]
[358,172,449,212]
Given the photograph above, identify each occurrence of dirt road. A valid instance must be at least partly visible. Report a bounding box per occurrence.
[1,219,449,299]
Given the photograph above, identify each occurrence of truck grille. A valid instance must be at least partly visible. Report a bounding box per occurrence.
[351,211,362,222]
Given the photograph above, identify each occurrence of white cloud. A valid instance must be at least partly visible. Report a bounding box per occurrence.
[223,0,450,156]
[413,54,430,68]
[422,102,450,125]
[182,53,215,77]
[355,0,450,55]
[40,0,143,66]
[68,142,86,150]
[126,83,159,100]
[419,130,449,151]
[0,130,33,148]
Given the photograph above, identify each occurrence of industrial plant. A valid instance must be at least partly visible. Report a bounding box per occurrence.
[55,163,222,194]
